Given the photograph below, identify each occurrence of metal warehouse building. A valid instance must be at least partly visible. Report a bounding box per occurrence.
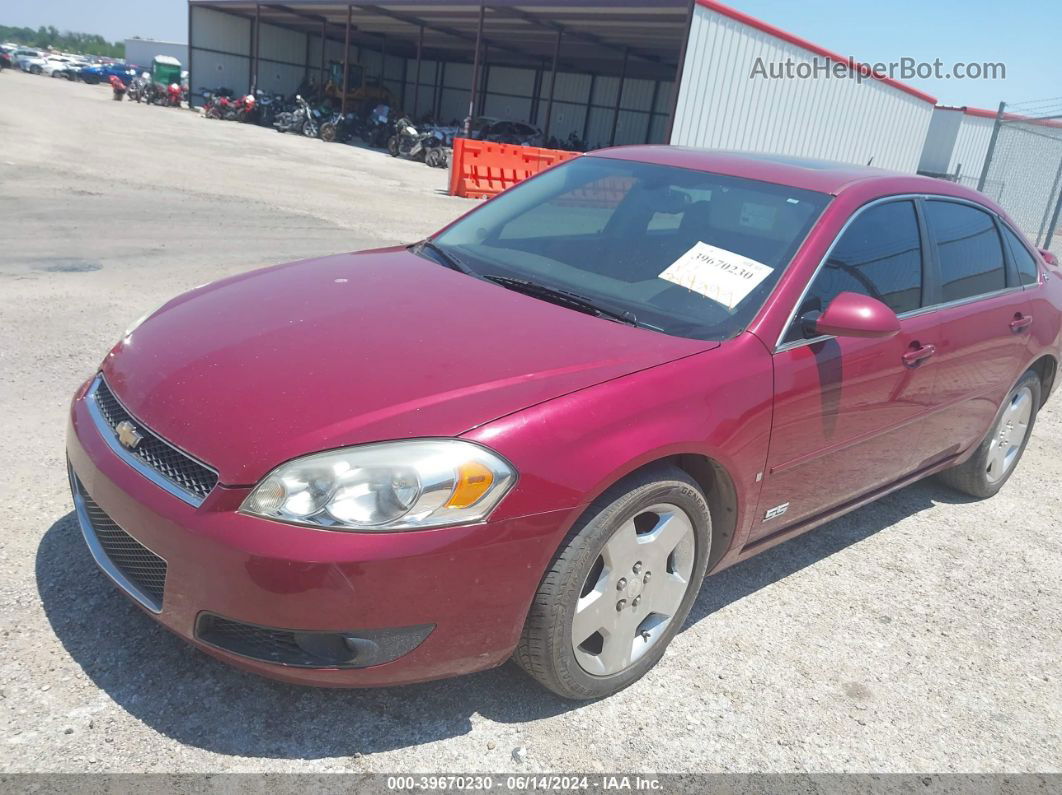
[918,105,1062,248]
[124,37,190,69]
[186,0,936,168]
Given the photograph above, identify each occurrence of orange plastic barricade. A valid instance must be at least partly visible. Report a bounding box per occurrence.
[448,137,579,199]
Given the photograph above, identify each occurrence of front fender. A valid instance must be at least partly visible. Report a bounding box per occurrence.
[462,333,775,566]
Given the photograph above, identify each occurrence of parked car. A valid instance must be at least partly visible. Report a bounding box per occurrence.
[14,48,45,73]
[41,56,73,77]
[57,59,91,80]
[476,118,544,147]
[79,63,137,85]
[0,51,11,71]
[65,149,1061,700]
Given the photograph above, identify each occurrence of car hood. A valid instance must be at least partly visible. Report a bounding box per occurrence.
[101,248,714,485]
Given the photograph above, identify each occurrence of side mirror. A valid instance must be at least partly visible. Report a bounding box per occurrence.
[1038,249,1059,268]
[800,291,900,339]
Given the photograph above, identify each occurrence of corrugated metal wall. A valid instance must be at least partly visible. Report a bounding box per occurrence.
[671,4,934,171]
[948,114,995,185]
[189,5,251,99]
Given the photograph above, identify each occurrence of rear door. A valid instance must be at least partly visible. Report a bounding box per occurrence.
[752,198,943,540]
[914,200,1034,463]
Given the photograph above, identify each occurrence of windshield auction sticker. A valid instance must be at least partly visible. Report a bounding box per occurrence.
[659,241,774,309]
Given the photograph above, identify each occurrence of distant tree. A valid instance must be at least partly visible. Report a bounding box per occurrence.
[0,23,124,58]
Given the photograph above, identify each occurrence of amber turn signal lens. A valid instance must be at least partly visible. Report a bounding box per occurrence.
[445,461,495,509]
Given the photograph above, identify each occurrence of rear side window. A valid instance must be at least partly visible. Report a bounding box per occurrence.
[1000,224,1040,286]
[786,200,923,341]
[924,201,1006,301]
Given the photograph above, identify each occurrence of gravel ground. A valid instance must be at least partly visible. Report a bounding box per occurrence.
[0,72,1060,775]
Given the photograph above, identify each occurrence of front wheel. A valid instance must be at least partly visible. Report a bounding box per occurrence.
[320,122,337,143]
[515,464,711,700]
[387,135,400,157]
[937,369,1041,498]
[425,148,444,168]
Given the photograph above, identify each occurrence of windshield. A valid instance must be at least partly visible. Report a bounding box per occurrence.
[429,156,829,341]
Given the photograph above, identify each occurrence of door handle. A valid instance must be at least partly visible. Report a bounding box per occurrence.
[902,343,936,367]
[1009,314,1033,333]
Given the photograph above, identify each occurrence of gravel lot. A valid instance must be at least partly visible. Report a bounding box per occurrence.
[1,72,1059,775]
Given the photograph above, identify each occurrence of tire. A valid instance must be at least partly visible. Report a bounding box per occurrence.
[937,369,1041,498]
[31,65,42,75]
[515,464,711,700]
[302,120,318,138]
[387,136,400,157]
[320,122,337,143]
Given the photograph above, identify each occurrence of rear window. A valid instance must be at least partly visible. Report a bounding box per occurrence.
[1000,224,1040,286]
[924,200,1007,302]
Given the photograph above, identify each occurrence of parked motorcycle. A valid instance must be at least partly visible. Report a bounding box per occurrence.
[199,86,234,119]
[387,117,445,162]
[319,111,358,143]
[108,75,126,101]
[362,104,392,148]
[229,93,256,122]
[127,74,148,103]
[273,94,312,134]
[253,91,284,128]
[163,82,183,108]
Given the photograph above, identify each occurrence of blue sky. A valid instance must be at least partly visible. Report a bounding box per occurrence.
[6,0,1058,109]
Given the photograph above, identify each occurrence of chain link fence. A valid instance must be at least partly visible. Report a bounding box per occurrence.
[975,98,1062,256]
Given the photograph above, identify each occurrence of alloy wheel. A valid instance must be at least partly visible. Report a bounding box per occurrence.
[986,385,1033,483]
[571,503,695,676]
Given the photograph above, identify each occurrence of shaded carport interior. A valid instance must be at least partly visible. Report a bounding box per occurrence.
[188,0,693,146]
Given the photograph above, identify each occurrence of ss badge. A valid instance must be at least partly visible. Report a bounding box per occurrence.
[763,502,790,521]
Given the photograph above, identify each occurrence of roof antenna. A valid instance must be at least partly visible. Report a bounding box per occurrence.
[866,156,875,166]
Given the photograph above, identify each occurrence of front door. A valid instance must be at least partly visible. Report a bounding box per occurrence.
[751,199,942,541]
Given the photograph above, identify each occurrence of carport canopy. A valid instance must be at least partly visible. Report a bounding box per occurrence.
[189,0,694,139]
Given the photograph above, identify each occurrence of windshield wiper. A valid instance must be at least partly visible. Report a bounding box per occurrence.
[484,275,640,327]
[415,239,475,275]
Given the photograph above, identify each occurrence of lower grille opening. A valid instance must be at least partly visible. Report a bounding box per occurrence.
[72,474,167,610]
[195,613,433,669]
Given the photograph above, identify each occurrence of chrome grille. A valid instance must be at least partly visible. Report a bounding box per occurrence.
[89,377,219,504]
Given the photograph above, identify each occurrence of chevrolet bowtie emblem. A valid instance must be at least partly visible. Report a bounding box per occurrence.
[115,420,144,450]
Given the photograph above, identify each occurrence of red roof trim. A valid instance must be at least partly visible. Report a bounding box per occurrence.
[959,105,1062,129]
[694,0,938,105]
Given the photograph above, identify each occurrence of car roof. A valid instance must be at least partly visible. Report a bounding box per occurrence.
[589,145,992,204]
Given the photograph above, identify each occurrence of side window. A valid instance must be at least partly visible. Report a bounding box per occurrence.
[924,201,1007,301]
[1000,224,1040,286]
[786,201,924,342]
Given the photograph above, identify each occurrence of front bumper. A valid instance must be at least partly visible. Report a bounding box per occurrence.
[65,385,568,686]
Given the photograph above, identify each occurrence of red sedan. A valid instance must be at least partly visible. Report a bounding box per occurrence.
[66,148,1061,700]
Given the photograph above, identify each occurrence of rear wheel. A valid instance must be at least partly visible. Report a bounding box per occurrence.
[937,369,1040,498]
[515,464,710,700]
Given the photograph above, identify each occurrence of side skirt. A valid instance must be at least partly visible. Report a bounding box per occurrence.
[731,452,962,563]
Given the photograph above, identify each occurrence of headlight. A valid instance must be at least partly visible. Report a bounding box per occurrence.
[240,440,516,531]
